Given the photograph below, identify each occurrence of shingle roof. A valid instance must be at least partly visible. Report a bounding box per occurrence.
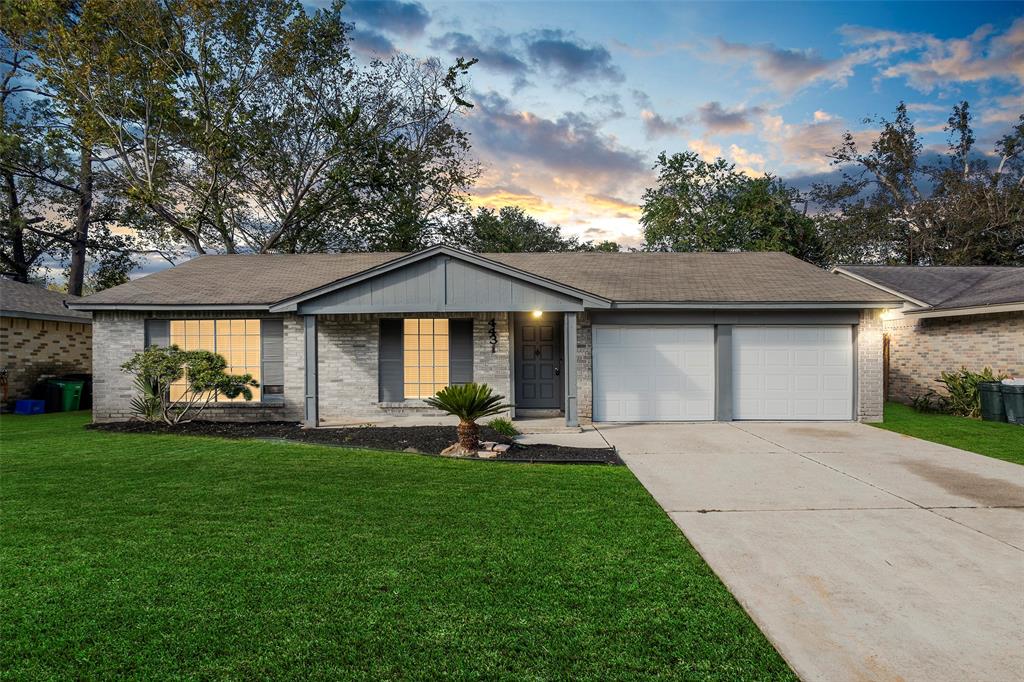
[0,278,91,322]
[74,250,900,307]
[837,266,1024,310]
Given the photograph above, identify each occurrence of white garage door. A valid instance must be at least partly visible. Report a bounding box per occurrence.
[732,326,853,420]
[593,325,715,421]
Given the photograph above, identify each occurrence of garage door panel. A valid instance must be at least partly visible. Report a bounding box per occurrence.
[593,325,714,422]
[733,326,853,421]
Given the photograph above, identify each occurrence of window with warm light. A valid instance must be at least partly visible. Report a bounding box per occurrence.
[169,319,262,402]
[403,318,449,399]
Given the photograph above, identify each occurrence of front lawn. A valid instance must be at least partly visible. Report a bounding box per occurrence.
[873,402,1023,466]
[1,412,794,680]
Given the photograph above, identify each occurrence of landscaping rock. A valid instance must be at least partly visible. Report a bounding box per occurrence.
[440,442,474,457]
[476,450,497,459]
[492,443,511,453]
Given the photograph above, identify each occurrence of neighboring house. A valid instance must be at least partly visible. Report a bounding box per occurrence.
[0,278,93,405]
[834,266,1024,403]
[67,246,901,425]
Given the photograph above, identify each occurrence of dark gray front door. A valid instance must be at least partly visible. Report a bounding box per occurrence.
[515,315,563,409]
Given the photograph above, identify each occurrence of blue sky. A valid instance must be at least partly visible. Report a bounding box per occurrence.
[336,0,1024,247]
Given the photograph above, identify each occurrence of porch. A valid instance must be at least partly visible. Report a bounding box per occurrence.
[299,311,584,429]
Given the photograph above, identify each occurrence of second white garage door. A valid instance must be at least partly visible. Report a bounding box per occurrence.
[732,326,853,420]
[593,325,715,421]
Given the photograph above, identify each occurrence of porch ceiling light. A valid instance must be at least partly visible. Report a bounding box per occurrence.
[531,310,543,318]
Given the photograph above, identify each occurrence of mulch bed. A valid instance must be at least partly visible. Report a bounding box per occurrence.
[88,421,622,465]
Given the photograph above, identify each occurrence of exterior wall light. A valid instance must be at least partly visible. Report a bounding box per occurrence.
[531,310,543,318]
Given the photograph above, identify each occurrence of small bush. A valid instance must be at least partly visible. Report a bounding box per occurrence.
[487,417,519,437]
[936,367,1004,418]
[122,345,259,424]
[911,367,1006,417]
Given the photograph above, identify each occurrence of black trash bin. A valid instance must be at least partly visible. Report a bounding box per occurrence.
[979,382,1007,422]
[1000,383,1024,425]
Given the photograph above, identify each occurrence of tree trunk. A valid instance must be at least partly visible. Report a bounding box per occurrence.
[67,142,92,296]
[457,419,479,451]
[3,170,30,282]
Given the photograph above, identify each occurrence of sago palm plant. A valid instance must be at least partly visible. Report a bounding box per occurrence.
[425,383,512,451]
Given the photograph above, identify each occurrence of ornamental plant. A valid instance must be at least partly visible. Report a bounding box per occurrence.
[121,345,259,425]
[425,383,511,451]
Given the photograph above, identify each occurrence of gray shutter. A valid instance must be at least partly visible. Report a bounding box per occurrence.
[449,318,473,385]
[261,319,285,403]
[378,319,404,401]
[144,319,169,347]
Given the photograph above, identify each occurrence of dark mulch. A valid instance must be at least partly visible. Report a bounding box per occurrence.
[88,420,622,465]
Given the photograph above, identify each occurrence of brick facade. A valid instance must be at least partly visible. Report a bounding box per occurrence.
[89,307,887,424]
[1,316,92,403]
[883,310,1024,404]
[316,312,511,424]
[857,308,885,423]
[91,311,304,423]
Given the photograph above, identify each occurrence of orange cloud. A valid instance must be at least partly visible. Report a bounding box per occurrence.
[583,193,641,219]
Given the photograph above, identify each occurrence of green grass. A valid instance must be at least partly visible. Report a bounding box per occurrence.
[873,402,1024,466]
[1,412,794,681]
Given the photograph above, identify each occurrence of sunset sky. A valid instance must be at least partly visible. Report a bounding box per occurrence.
[339,0,1024,248]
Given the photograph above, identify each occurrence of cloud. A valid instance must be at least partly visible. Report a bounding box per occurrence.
[430,32,530,77]
[729,144,766,176]
[710,37,859,93]
[349,28,396,57]
[640,110,687,138]
[761,112,876,173]
[583,193,641,219]
[524,29,624,83]
[688,139,723,161]
[981,93,1024,124]
[841,19,1024,92]
[344,0,430,37]
[467,92,647,181]
[468,186,560,215]
[697,101,765,133]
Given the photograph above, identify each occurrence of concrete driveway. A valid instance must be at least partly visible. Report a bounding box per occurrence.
[596,421,1024,682]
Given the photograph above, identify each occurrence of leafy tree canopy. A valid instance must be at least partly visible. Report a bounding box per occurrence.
[640,152,825,264]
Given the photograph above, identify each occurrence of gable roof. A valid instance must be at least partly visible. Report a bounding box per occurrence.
[835,266,1024,315]
[0,278,91,323]
[69,249,901,310]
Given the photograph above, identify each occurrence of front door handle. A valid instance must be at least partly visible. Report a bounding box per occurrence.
[555,367,560,376]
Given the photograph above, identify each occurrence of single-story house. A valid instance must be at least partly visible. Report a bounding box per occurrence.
[1,278,93,405]
[834,266,1024,403]
[68,246,902,426]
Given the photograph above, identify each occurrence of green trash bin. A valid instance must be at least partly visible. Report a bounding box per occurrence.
[979,382,1007,422]
[47,379,84,412]
[1001,383,1024,425]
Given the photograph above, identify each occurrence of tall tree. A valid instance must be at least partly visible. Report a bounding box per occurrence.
[812,102,1024,265]
[2,0,139,292]
[465,206,583,252]
[640,151,824,264]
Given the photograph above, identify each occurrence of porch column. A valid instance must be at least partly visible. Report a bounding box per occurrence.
[564,312,578,427]
[303,315,318,427]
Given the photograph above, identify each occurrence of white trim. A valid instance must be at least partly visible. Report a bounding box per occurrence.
[610,301,898,310]
[65,303,271,311]
[903,302,1024,318]
[831,268,930,307]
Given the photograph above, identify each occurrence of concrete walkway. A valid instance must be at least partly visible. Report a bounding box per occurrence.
[596,421,1024,682]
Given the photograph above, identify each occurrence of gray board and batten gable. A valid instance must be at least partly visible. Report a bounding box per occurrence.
[273,248,609,314]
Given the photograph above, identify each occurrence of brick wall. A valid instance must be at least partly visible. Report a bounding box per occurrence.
[884,310,1024,403]
[90,311,303,423]
[316,312,512,424]
[857,308,885,422]
[1,317,92,403]
[576,312,593,422]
